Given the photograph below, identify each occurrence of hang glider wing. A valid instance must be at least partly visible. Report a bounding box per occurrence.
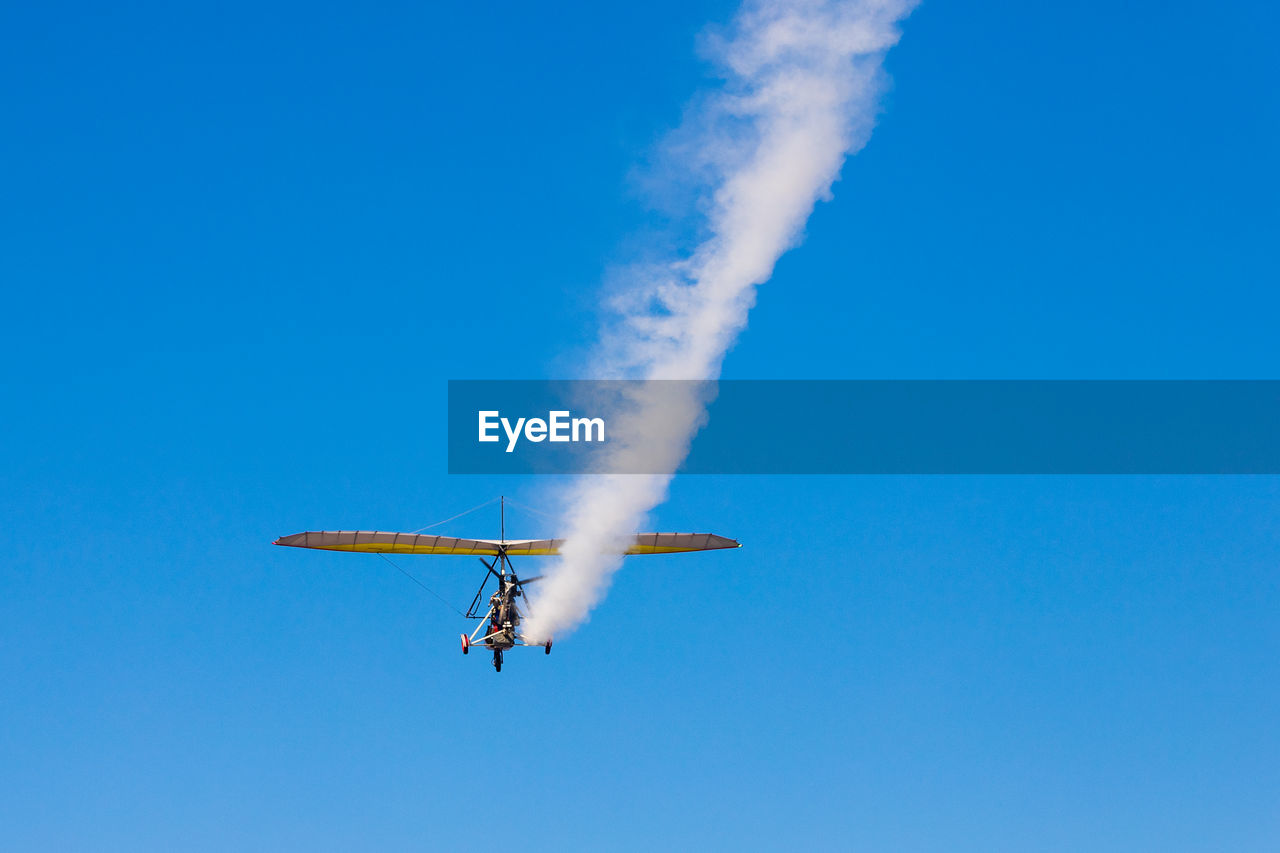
[273,531,507,555]
[621,532,741,554]
[500,533,741,555]
[273,531,740,556]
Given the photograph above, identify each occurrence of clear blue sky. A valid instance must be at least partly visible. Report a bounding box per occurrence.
[2,0,1277,850]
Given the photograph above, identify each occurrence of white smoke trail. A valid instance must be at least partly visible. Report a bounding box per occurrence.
[523,0,915,642]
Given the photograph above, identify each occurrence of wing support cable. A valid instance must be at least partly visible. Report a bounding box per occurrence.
[408,496,501,534]
[375,553,466,617]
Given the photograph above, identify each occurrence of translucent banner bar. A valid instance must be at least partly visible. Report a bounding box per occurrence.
[447,380,1280,474]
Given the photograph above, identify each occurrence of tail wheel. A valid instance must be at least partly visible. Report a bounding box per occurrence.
[544,639,553,655]
[460,633,470,655]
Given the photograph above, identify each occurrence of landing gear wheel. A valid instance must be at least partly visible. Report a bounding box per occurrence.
[493,650,503,673]
[544,639,553,655]
[460,633,469,655]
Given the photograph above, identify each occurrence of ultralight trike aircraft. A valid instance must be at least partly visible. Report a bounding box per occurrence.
[274,500,739,672]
